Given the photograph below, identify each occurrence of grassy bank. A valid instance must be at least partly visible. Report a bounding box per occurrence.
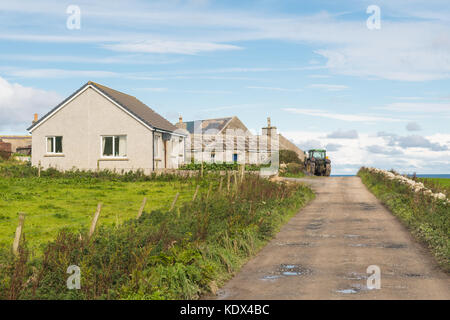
[358,168,449,272]
[0,173,314,300]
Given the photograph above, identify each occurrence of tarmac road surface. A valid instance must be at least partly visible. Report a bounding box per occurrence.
[213,176,450,300]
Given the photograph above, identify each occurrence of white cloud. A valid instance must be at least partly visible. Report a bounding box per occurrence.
[5,68,119,79]
[283,108,405,123]
[0,76,61,133]
[326,129,359,139]
[375,102,450,113]
[247,86,303,92]
[406,122,421,131]
[103,40,242,55]
[307,84,349,91]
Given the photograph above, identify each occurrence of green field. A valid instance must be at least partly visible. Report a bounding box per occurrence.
[0,176,197,252]
[417,177,450,196]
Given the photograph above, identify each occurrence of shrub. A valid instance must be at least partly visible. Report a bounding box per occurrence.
[279,150,302,165]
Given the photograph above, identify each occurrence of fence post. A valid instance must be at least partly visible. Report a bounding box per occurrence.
[240,164,245,183]
[206,182,213,200]
[218,177,223,192]
[200,162,204,177]
[12,213,25,256]
[170,192,180,211]
[89,203,102,239]
[137,197,147,219]
[38,161,41,178]
[192,185,200,201]
[227,171,230,192]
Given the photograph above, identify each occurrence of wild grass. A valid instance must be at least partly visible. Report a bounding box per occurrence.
[0,173,314,300]
[0,161,203,253]
[358,168,449,272]
[416,177,450,197]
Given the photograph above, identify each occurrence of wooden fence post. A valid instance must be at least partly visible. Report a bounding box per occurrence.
[89,203,102,239]
[12,213,25,255]
[170,192,180,211]
[192,185,200,201]
[200,162,204,177]
[137,197,147,219]
[38,161,41,178]
[227,171,230,192]
[240,164,245,183]
[218,177,223,192]
[206,182,212,200]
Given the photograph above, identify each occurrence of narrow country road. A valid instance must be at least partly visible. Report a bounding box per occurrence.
[214,177,450,300]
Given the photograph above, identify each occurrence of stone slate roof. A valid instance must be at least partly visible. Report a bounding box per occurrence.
[184,117,233,134]
[28,81,179,133]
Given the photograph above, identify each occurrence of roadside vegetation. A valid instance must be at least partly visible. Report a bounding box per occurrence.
[358,167,449,272]
[278,150,305,178]
[0,159,314,299]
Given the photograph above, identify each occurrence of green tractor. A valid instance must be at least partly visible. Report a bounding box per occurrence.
[305,149,331,176]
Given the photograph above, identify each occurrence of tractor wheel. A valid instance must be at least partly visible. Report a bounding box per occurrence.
[310,162,316,175]
[325,164,331,176]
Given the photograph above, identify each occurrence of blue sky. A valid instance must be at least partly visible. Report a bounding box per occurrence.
[0,0,449,174]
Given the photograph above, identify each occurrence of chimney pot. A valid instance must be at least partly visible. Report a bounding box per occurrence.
[32,113,38,124]
[179,115,183,123]
[267,117,271,127]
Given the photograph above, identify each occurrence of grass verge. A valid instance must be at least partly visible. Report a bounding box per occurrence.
[358,168,449,272]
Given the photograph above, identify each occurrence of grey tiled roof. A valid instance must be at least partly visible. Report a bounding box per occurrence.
[28,81,179,133]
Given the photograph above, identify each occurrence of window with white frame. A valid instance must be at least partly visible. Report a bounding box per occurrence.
[154,134,160,158]
[102,135,127,157]
[46,136,63,153]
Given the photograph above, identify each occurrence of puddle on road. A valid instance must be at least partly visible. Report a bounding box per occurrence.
[356,202,377,211]
[278,264,312,276]
[336,283,373,295]
[307,233,336,238]
[348,243,372,247]
[336,288,360,294]
[340,272,368,280]
[344,234,363,239]
[260,264,312,281]
[261,275,282,281]
[306,219,324,230]
[403,273,425,278]
[380,242,408,249]
[276,241,315,247]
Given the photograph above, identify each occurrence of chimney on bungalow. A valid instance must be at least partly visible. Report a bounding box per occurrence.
[179,115,183,124]
[32,113,38,124]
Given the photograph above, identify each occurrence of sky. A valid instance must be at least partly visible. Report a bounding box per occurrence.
[0,0,449,174]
